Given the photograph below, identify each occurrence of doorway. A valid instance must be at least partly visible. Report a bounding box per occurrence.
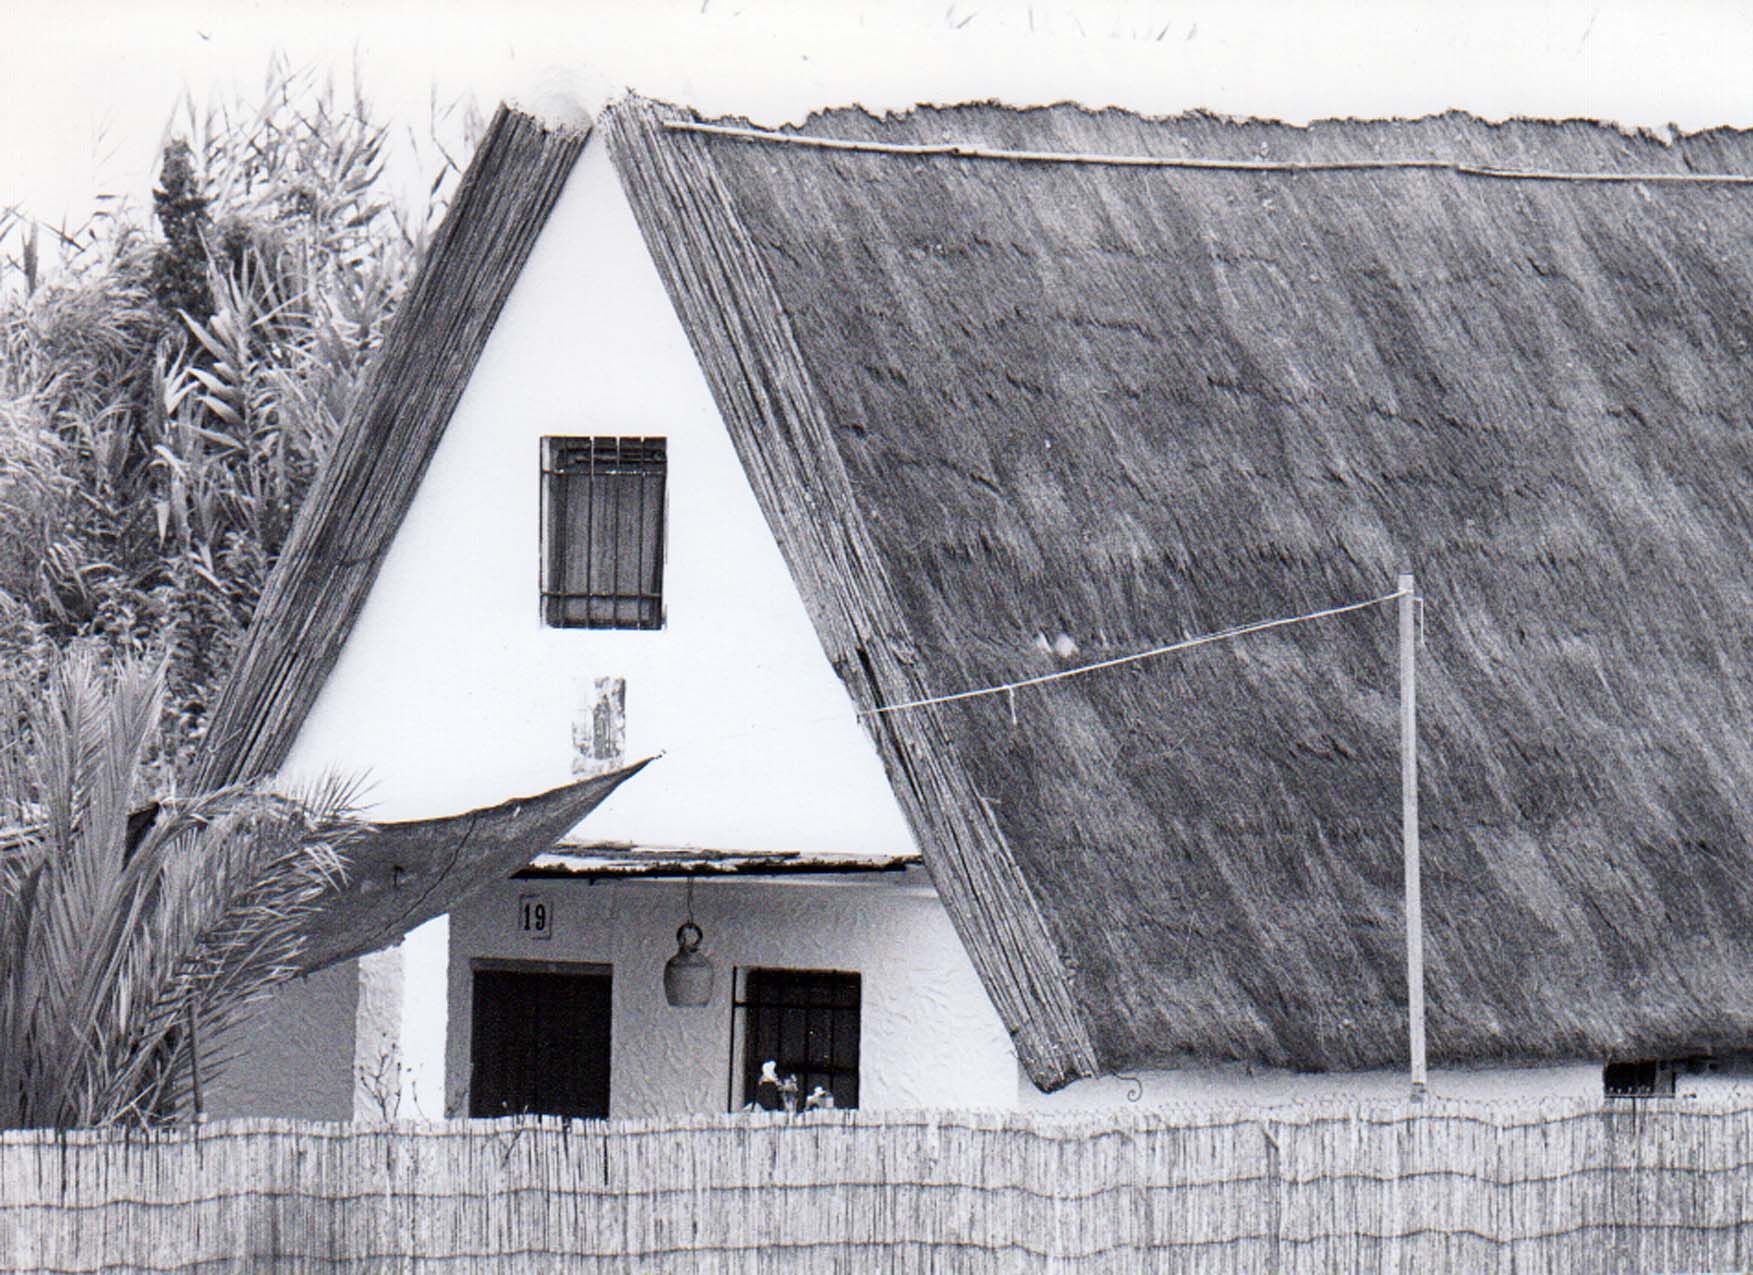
[468,962,612,1118]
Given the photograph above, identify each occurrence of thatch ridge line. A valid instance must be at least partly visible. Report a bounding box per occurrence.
[666,118,1753,184]
[194,107,589,791]
[868,588,1406,717]
[605,98,1100,1089]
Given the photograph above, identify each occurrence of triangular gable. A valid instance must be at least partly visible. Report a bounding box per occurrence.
[266,126,925,856]
[197,107,590,792]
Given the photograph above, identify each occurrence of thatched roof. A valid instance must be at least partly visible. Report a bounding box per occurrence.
[601,97,1753,1087]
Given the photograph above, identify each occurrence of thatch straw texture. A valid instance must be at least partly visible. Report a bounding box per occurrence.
[195,106,589,792]
[605,101,1097,1088]
[605,98,1753,1082]
[5,1102,1753,1270]
[298,762,646,971]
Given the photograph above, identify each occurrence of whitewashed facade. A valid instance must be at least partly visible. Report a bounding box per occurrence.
[211,132,1032,1120]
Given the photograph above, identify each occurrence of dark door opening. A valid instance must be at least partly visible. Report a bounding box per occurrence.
[469,964,612,1118]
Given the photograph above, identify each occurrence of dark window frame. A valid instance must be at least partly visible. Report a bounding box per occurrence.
[541,436,668,630]
[731,967,861,1111]
[1604,1059,1677,1099]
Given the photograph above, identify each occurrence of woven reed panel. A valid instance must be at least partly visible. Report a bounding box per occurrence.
[4,1101,1752,1271]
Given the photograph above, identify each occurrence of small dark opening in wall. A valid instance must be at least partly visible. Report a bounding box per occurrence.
[1604,1059,1676,1099]
[470,964,612,1118]
[541,436,667,630]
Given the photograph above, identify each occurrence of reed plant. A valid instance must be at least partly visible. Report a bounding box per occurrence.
[0,58,473,777]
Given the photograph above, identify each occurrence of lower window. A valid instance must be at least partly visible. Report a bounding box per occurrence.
[733,967,861,1111]
[1604,1059,1676,1099]
[469,962,612,1118]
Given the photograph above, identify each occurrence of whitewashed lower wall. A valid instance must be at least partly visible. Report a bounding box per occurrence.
[205,960,358,1120]
[1019,1059,1607,1109]
[445,869,1019,1118]
[219,884,1753,1119]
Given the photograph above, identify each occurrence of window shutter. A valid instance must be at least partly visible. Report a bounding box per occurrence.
[542,437,667,629]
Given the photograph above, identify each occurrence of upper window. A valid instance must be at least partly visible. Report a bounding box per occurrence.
[541,436,667,629]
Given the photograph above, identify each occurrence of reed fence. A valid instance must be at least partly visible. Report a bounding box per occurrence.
[3,1099,1751,1271]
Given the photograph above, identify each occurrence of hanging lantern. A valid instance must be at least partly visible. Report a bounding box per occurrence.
[664,920,715,1007]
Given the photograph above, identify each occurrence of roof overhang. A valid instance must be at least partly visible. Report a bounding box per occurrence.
[520,841,922,880]
[296,759,650,972]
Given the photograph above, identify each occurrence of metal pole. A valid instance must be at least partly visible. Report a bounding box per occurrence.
[1400,571,1427,1102]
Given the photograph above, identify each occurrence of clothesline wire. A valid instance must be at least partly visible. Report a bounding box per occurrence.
[659,582,1409,764]
[646,587,1411,763]
[860,588,1408,719]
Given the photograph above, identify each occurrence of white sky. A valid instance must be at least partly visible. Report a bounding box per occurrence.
[5,0,1753,230]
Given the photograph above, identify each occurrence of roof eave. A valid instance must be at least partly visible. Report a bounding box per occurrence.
[194,104,591,792]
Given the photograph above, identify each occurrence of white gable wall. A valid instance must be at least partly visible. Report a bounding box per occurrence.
[279,137,914,854]
[230,131,1022,1118]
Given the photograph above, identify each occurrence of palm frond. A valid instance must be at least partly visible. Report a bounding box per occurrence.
[0,653,356,1128]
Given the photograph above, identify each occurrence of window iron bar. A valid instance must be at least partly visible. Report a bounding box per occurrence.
[638,462,652,634]
[650,469,668,624]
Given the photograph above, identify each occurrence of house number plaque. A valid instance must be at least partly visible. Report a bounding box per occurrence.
[518,894,553,940]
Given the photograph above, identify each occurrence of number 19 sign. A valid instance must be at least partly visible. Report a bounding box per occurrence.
[518,894,553,940]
